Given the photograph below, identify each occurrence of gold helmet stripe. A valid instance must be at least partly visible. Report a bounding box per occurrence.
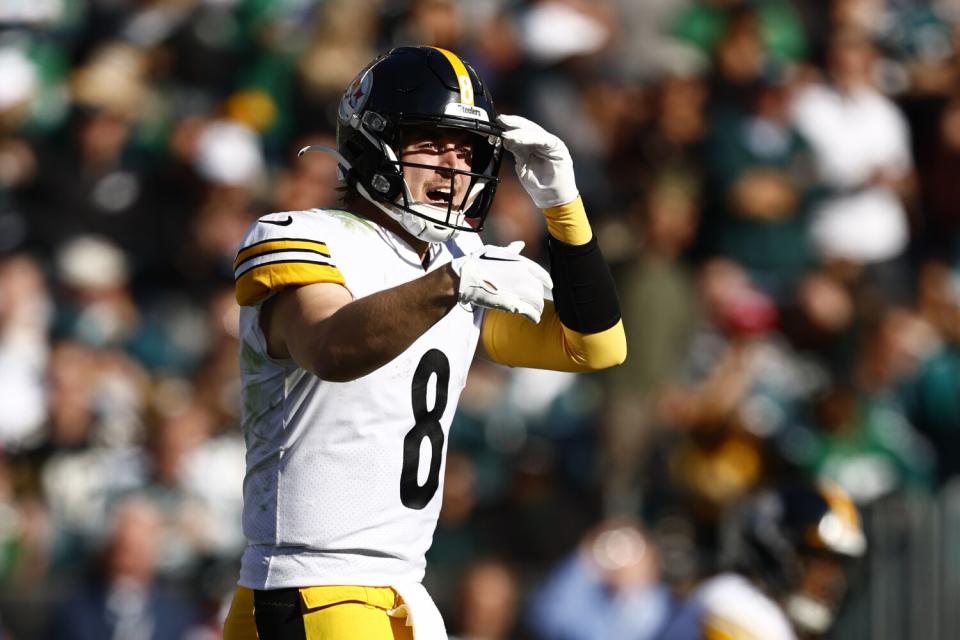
[811,480,867,556]
[819,480,861,532]
[432,47,474,106]
[704,614,762,640]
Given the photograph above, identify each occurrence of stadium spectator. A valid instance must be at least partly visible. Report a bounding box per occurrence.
[790,28,915,297]
[527,518,674,640]
[704,69,818,297]
[449,558,519,640]
[0,254,50,447]
[603,176,701,512]
[44,496,201,640]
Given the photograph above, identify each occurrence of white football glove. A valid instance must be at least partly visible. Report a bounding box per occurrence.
[498,114,579,209]
[450,241,552,323]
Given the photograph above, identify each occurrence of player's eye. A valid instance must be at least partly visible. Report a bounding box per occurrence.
[409,139,473,163]
[454,144,473,162]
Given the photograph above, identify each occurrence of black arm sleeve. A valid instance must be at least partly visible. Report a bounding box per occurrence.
[547,234,621,334]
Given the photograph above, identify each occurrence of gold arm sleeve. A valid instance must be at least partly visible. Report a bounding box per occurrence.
[543,196,592,245]
[482,301,627,372]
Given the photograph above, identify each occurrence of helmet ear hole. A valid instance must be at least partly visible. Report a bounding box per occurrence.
[372,171,404,201]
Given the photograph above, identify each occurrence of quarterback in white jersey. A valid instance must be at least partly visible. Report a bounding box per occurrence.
[235,208,487,589]
[223,46,626,640]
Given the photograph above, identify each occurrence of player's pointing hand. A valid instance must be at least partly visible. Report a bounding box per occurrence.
[449,241,552,323]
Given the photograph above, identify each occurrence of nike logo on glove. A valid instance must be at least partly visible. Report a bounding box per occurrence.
[261,216,293,226]
[478,255,519,262]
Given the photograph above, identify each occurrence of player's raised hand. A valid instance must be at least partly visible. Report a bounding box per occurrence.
[449,241,552,323]
[498,114,579,209]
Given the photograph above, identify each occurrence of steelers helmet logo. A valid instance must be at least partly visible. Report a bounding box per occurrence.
[338,68,373,124]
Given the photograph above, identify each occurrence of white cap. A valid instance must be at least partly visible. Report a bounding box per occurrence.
[0,47,38,111]
[195,120,265,185]
[56,235,129,290]
[519,3,610,64]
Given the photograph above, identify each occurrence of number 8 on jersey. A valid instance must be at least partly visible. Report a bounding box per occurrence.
[401,349,449,510]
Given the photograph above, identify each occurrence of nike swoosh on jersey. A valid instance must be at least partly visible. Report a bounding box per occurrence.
[261,216,294,226]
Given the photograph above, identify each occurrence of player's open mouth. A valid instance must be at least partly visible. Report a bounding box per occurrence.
[425,187,454,205]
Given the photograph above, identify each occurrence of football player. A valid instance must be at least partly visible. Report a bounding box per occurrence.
[661,481,867,640]
[222,46,626,640]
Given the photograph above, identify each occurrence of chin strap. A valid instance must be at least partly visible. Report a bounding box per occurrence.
[298,143,407,222]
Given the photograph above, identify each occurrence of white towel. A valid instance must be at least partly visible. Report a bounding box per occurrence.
[388,582,447,640]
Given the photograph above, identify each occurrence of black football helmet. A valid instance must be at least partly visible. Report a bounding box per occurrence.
[725,481,866,636]
[302,46,503,242]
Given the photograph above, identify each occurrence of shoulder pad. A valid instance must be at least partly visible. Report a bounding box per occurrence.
[234,210,346,306]
[698,575,796,640]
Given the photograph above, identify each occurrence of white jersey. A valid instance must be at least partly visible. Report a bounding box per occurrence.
[234,208,483,590]
[694,573,796,640]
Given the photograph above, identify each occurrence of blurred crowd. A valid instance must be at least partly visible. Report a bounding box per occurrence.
[1,0,960,638]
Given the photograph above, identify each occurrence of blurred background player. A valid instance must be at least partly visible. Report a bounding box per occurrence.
[661,480,866,640]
